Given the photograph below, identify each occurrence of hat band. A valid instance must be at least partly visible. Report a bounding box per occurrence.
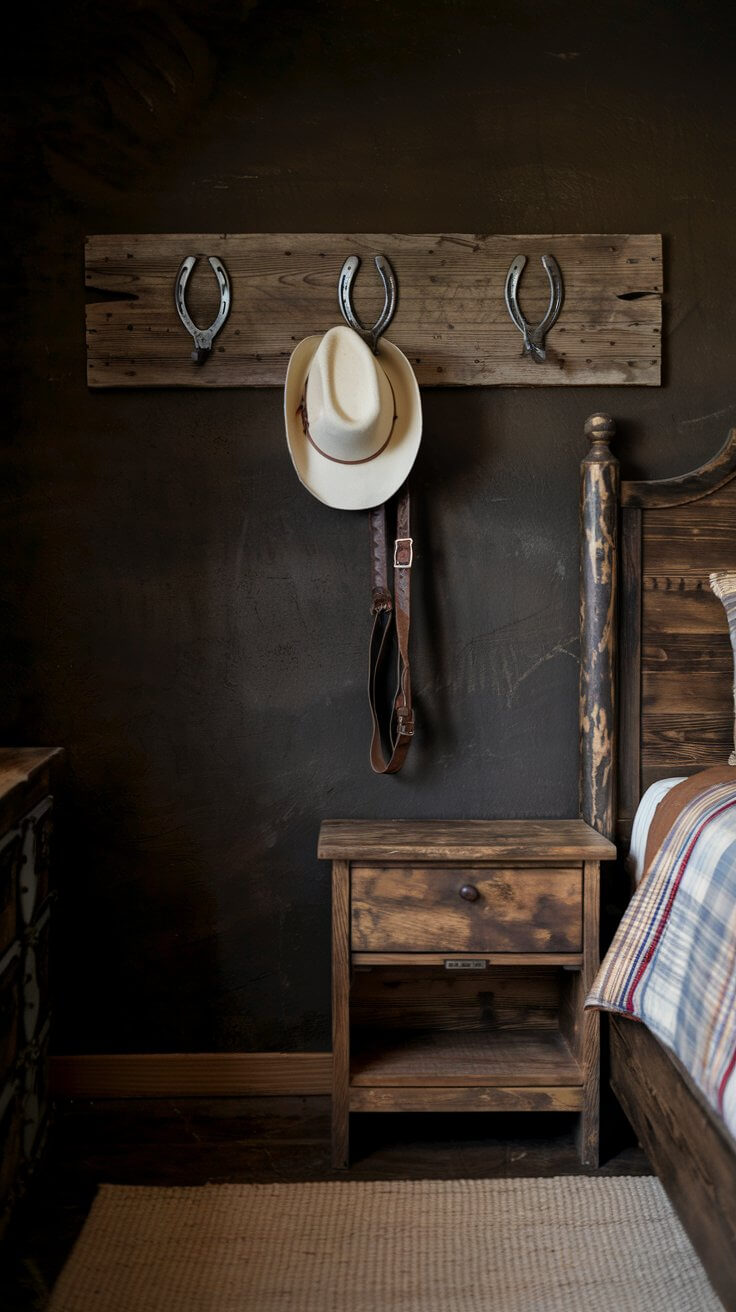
[298,378,397,466]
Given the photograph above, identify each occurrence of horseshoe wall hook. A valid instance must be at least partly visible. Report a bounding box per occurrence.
[504,253,564,363]
[174,255,232,365]
[338,254,397,353]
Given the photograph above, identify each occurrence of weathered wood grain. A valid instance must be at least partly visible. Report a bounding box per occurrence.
[643,671,732,716]
[351,952,584,966]
[579,413,619,840]
[610,1015,736,1312]
[85,232,662,388]
[351,865,583,953]
[349,1085,584,1113]
[635,469,736,782]
[622,428,736,508]
[350,1027,582,1087]
[642,587,731,635]
[618,507,643,832]
[577,861,601,1167]
[350,966,563,1033]
[318,820,616,862]
[0,749,63,837]
[325,821,604,1165]
[643,633,732,672]
[331,860,350,1169]
[50,1052,332,1098]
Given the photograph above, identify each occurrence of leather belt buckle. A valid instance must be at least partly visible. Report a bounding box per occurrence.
[396,707,414,736]
[394,537,413,568]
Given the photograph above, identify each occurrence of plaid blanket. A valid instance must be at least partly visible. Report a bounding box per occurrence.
[587,774,736,1138]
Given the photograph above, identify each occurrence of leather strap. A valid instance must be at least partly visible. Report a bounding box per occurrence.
[368,486,414,774]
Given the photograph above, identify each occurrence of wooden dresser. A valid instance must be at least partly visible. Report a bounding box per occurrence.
[0,747,62,1238]
[319,819,616,1169]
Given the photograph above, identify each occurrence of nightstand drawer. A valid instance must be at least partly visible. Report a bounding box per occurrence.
[351,865,582,952]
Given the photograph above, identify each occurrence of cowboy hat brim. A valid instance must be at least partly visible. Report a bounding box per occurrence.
[284,334,422,511]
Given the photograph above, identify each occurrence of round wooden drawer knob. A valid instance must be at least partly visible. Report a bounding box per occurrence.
[459,883,479,902]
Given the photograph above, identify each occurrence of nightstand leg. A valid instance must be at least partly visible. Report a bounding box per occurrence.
[331,859,350,1168]
[578,859,601,1166]
[577,1008,600,1167]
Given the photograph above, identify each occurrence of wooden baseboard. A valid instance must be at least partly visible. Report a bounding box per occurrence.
[50,1052,332,1099]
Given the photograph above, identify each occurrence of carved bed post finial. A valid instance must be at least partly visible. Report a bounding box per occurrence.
[580,413,619,840]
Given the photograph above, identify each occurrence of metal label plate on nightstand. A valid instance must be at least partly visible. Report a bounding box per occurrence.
[444,959,487,971]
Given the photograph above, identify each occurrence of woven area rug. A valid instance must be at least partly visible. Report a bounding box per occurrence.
[48,1177,719,1312]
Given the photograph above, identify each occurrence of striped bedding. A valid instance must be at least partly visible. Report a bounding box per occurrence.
[587,769,736,1137]
[626,776,685,884]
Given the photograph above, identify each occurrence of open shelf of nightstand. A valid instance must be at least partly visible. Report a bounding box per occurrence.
[350,1025,582,1087]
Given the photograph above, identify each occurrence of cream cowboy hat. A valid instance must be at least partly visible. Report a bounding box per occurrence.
[284,324,422,510]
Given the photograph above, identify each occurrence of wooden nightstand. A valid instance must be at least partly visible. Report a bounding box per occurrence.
[319,819,616,1169]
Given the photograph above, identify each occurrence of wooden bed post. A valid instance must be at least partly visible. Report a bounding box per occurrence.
[579,413,619,842]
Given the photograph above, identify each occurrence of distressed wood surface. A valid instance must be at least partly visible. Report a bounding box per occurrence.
[610,1016,736,1312]
[618,507,643,835]
[331,860,350,1169]
[577,861,601,1166]
[579,413,619,840]
[349,1086,584,1113]
[351,952,583,966]
[0,748,63,836]
[49,1052,333,1098]
[350,1027,582,1087]
[350,966,563,1033]
[318,820,616,862]
[622,427,736,508]
[351,865,583,953]
[616,428,736,799]
[329,821,603,1165]
[85,232,662,388]
[639,468,736,787]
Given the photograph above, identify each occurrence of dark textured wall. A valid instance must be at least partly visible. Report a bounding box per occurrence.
[2,0,735,1054]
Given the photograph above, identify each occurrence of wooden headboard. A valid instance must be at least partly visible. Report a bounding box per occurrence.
[579,415,736,844]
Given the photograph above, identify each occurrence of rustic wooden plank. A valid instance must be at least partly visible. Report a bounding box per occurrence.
[610,1015,736,1312]
[644,510,736,558]
[618,507,642,827]
[577,861,601,1167]
[351,952,583,966]
[50,1052,332,1098]
[349,1086,584,1112]
[634,465,736,785]
[318,820,616,862]
[642,492,736,595]
[0,748,63,836]
[642,587,728,635]
[351,866,582,953]
[579,414,619,841]
[622,428,736,508]
[350,966,563,1034]
[640,762,717,790]
[641,717,734,768]
[643,671,733,716]
[350,1027,582,1087]
[613,429,736,838]
[85,232,662,388]
[643,634,732,674]
[331,860,350,1169]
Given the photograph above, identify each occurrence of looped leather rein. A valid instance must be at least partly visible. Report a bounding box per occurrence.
[368,486,414,774]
